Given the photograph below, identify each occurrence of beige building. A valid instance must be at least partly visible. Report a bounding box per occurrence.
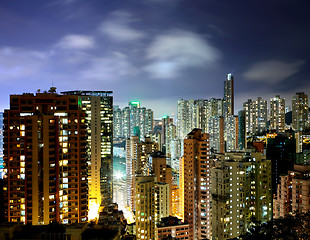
[126,136,158,211]
[135,175,156,240]
[155,183,170,224]
[211,152,272,240]
[182,129,211,240]
[151,152,172,215]
[273,164,310,218]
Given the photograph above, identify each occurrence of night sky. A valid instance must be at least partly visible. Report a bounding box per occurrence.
[1,0,310,117]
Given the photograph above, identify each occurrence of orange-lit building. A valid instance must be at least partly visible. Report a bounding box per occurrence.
[3,90,88,224]
[274,164,310,218]
[183,129,210,240]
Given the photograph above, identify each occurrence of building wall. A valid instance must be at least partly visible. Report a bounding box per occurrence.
[135,176,155,240]
[183,129,211,240]
[3,92,88,224]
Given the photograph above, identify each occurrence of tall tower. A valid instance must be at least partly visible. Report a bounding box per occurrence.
[292,92,309,131]
[135,175,156,240]
[3,90,88,224]
[183,129,211,240]
[224,73,234,117]
[126,136,158,210]
[61,91,113,209]
[243,97,267,136]
[270,95,285,133]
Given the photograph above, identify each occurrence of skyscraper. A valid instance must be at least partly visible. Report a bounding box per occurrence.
[224,73,234,117]
[126,136,158,210]
[211,152,272,239]
[183,129,211,240]
[62,91,113,210]
[243,97,267,136]
[113,105,122,139]
[3,90,88,224]
[135,175,156,240]
[292,92,309,131]
[270,95,285,133]
[225,115,239,152]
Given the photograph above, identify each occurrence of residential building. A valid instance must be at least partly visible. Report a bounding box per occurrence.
[156,216,189,240]
[211,152,272,239]
[243,97,267,136]
[270,95,285,133]
[135,175,156,240]
[62,90,113,212]
[3,90,88,224]
[292,92,309,131]
[274,164,310,218]
[224,73,234,117]
[183,129,211,240]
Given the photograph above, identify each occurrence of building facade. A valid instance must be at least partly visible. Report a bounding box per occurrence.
[3,90,88,224]
[211,152,272,239]
[62,90,113,210]
[292,92,309,131]
[270,95,285,133]
[183,129,211,240]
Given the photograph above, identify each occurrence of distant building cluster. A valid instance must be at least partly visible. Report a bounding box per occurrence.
[0,74,310,240]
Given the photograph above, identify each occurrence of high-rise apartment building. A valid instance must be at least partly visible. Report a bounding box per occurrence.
[122,107,130,139]
[225,115,239,152]
[177,99,196,142]
[113,102,153,140]
[3,90,88,224]
[113,106,122,139]
[224,73,234,117]
[211,152,272,239]
[62,91,113,210]
[270,95,285,133]
[183,129,211,240]
[243,97,267,135]
[135,175,156,240]
[126,137,158,210]
[207,116,224,153]
[292,92,309,131]
[273,164,310,218]
[151,152,172,215]
[154,182,170,224]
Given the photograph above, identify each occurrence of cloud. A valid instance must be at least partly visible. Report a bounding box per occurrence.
[144,29,220,78]
[56,34,95,50]
[78,55,139,83]
[99,11,146,42]
[243,60,305,83]
[0,47,50,82]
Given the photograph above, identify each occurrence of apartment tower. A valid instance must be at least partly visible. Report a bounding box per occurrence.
[270,95,285,133]
[62,91,113,211]
[3,90,88,224]
[292,92,309,131]
[183,129,211,240]
[224,73,234,117]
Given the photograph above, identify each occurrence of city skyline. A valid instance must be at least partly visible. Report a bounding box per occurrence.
[1,0,310,118]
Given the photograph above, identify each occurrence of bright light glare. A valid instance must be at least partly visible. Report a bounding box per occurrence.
[114,172,125,180]
[88,201,99,221]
